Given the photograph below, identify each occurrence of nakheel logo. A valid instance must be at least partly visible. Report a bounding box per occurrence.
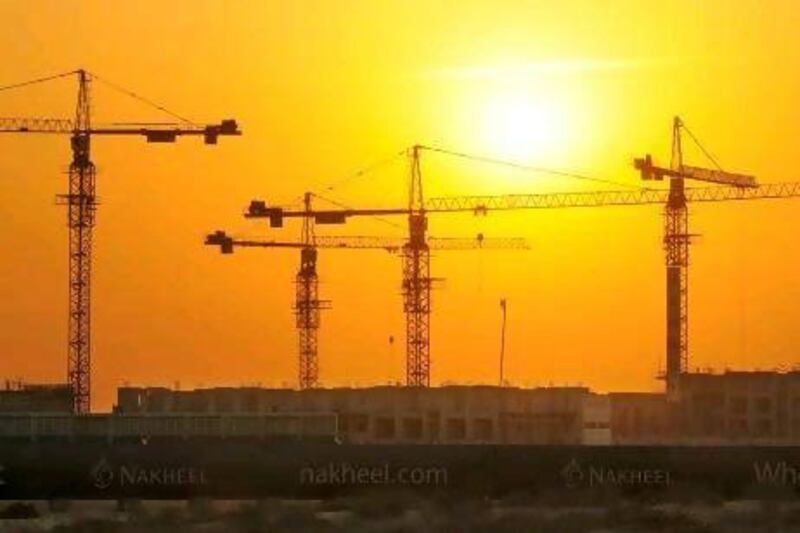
[89,458,208,490]
[91,458,115,490]
[561,459,585,488]
[560,458,671,488]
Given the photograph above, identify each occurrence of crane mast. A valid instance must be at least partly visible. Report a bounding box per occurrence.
[636,117,756,394]
[296,193,328,389]
[664,117,690,396]
[64,70,95,414]
[404,146,432,387]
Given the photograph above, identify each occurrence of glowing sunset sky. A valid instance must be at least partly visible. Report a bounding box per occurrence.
[0,1,798,410]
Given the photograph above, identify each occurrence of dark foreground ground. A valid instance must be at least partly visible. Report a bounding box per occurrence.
[3,490,800,533]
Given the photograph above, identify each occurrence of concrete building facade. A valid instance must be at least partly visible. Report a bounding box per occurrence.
[11,371,794,444]
[610,392,674,444]
[0,383,73,413]
[116,385,612,445]
[610,371,800,445]
[677,371,800,443]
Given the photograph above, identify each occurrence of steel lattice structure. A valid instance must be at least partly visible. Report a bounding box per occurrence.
[664,119,690,394]
[295,193,328,389]
[425,183,800,211]
[402,215,432,387]
[664,175,690,393]
[64,71,95,414]
[243,135,800,391]
[0,69,240,412]
[296,247,327,389]
[207,200,525,389]
[0,116,75,132]
[209,234,527,252]
[402,147,432,386]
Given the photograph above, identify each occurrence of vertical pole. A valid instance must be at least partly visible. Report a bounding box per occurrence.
[499,298,507,386]
[296,193,322,389]
[66,69,95,414]
[664,181,688,394]
[402,235,430,387]
[664,117,689,395]
[296,247,320,389]
[402,146,431,386]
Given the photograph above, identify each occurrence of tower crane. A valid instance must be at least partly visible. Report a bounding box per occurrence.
[0,69,241,412]
[242,134,800,391]
[634,116,756,394]
[245,147,452,387]
[206,192,528,389]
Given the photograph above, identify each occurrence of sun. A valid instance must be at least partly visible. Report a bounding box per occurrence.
[481,93,569,163]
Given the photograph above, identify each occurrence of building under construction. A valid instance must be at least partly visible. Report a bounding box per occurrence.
[612,370,800,445]
[0,383,73,413]
[1,69,798,454]
[1,372,800,501]
[109,369,800,446]
[116,384,611,445]
[6,367,800,446]
[159,117,800,448]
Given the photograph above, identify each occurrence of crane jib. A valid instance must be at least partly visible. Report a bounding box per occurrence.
[0,119,241,145]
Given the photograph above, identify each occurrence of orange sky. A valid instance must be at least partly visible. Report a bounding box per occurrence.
[0,1,799,411]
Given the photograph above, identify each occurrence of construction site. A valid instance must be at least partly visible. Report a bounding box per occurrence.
[5,4,800,532]
[0,68,798,447]
[1,65,800,504]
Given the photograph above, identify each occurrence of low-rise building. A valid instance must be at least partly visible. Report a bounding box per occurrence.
[677,370,800,444]
[610,371,800,445]
[116,385,611,445]
[0,383,73,413]
[609,392,673,444]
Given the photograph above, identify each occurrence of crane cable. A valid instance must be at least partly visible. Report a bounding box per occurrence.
[0,69,197,126]
[311,192,404,230]
[314,149,407,194]
[288,148,407,206]
[86,70,197,126]
[285,149,409,228]
[297,142,644,233]
[417,144,643,190]
[0,70,79,93]
[679,122,725,172]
